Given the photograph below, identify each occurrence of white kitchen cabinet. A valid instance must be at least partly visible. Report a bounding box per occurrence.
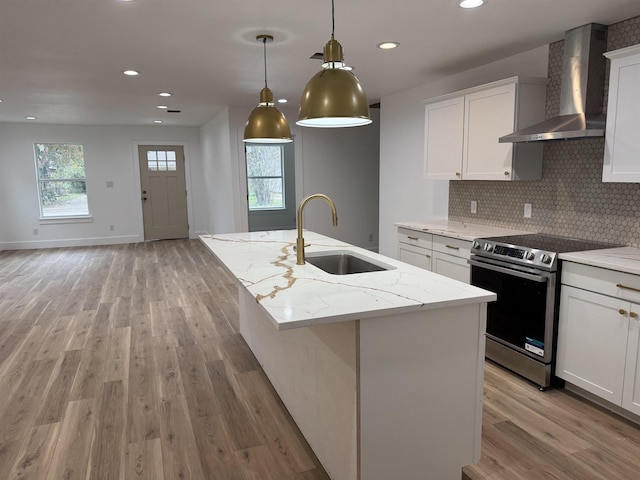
[432,235,471,283]
[556,285,629,404]
[423,97,465,180]
[397,228,471,283]
[399,241,432,271]
[397,228,432,270]
[603,44,640,183]
[557,262,640,416]
[423,76,547,181]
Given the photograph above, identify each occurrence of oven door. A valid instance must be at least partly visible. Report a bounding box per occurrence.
[469,256,556,363]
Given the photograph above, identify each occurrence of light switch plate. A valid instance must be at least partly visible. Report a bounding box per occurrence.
[524,203,532,218]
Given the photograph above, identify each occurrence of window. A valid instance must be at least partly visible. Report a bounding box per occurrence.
[35,143,89,218]
[245,145,285,210]
[147,149,177,171]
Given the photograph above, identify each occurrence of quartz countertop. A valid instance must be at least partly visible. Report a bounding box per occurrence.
[395,220,531,241]
[200,230,496,330]
[559,247,640,276]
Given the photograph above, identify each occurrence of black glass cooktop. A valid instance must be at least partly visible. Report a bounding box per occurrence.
[480,233,618,254]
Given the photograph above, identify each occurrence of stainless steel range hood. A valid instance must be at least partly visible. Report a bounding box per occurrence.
[500,23,608,143]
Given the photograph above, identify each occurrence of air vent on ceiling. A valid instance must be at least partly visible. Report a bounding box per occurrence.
[167,110,181,113]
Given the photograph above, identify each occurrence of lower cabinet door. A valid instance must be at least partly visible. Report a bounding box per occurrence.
[432,251,470,283]
[398,243,432,271]
[622,302,640,416]
[557,285,628,405]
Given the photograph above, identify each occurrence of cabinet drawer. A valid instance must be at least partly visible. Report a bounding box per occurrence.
[562,262,640,304]
[398,243,432,271]
[432,235,471,259]
[398,228,432,249]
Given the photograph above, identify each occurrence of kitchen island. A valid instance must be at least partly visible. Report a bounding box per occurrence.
[200,230,496,480]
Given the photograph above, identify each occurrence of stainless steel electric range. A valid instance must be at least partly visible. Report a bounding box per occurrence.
[468,233,618,390]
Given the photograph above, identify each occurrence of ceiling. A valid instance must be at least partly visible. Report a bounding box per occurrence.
[2,0,640,127]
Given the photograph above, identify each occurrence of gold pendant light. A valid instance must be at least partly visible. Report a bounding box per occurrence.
[244,35,292,143]
[297,0,371,128]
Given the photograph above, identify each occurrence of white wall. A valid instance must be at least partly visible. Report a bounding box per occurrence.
[0,123,204,249]
[378,45,549,257]
[199,108,239,234]
[228,105,381,250]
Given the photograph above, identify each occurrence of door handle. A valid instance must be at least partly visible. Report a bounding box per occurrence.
[445,244,460,250]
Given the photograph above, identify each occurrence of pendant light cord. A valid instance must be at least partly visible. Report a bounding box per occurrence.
[262,37,268,88]
[331,0,335,37]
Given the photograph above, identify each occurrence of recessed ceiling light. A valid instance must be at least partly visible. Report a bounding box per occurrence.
[26,116,36,120]
[158,92,172,97]
[459,0,486,8]
[377,41,400,50]
[122,69,139,76]
[157,105,168,109]
[154,120,163,124]
[277,99,288,104]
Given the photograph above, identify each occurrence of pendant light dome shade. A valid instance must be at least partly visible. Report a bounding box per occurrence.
[244,35,292,143]
[296,1,371,128]
[297,66,371,127]
[244,87,292,143]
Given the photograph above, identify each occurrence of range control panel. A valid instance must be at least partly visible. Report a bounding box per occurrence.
[471,239,557,271]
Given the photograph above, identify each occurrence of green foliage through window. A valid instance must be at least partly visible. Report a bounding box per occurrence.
[35,143,89,217]
[245,145,285,210]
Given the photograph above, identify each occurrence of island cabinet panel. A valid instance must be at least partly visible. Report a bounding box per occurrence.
[240,289,486,480]
[359,303,485,480]
[603,44,640,183]
[239,289,358,480]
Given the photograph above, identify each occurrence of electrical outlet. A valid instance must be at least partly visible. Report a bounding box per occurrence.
[524,203,532,218]
[368,232,374,242]
[109,225,115,231]
[106,180,114,188]
[32,228,38,235]
[470,201,477,214]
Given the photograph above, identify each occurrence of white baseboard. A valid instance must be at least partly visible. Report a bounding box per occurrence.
[0,234,142,250]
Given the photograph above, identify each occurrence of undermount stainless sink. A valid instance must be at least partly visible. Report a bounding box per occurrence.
[305,251,394,275]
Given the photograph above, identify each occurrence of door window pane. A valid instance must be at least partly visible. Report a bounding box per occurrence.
[147,150,177,171]
[35,143,89,217]
[246,145,285,210]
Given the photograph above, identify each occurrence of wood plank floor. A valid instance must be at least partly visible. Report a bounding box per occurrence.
[1,239,639,480]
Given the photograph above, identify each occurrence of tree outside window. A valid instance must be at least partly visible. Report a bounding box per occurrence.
[246,145,285,210]
[35,143,90,217]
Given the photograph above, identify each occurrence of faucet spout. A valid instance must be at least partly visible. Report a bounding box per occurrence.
[296,194,338,265]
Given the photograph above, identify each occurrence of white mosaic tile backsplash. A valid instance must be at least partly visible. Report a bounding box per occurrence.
[449,16,640,248]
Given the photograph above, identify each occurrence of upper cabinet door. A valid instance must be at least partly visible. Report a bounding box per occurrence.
[463,84,516,180]
[423,96,465,180]
[422,76,546,182]
[603,45,640,183]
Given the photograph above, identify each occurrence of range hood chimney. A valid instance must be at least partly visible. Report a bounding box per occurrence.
[500,23,608,143]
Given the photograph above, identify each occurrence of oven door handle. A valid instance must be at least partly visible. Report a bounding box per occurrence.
[468,258,550,283]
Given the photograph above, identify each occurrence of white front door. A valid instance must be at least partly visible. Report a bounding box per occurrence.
[138,145,189,240]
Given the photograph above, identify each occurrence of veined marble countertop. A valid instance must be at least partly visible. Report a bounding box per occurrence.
[200,230,496,330]
[559,247,640,276]
[395,220,531,241]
